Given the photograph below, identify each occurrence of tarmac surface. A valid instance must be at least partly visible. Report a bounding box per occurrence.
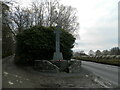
[2,55,118,88]
[81,61,119,86]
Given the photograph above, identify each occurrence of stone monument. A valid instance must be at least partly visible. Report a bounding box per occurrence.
[53,26,63,60]
[34,26,81,73]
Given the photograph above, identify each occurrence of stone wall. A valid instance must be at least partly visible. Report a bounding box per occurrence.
[34,60,82,73]
[69,60,81,73]
[34,60,59,73]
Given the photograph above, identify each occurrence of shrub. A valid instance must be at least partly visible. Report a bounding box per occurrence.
[15,26,75,65]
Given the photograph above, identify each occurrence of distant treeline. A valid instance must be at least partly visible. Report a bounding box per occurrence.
[73,47,120,66]
[73,47,120,57]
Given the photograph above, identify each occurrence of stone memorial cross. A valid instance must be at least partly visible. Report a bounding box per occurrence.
[53,26,63,60]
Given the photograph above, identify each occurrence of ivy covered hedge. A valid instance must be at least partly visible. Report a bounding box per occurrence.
[14,26,75,65]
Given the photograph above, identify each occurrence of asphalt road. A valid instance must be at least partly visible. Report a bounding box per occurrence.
[0,60,2,89]
[2,56,107,88]
[81,61,119,86]
[0,39,2,89]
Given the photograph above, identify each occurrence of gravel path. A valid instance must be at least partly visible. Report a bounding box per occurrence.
[2,55,115,88]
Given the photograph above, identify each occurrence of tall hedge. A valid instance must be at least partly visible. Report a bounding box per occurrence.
[14,26,75,65]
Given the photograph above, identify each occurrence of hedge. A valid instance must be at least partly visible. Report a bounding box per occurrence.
[73,56,120,66]
[14,26,75,65]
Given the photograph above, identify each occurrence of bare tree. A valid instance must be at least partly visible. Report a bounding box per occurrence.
[31,0,59,26]
[31,0,79,33]
[10,0,79,34]
[31,0,45,26]
[10,5,33,33]
[45,0,59,26]
[95,50,102,56]
[88,50,95,56]
[56,5,79,33]
[102,50,110,55]
[2,1,14,57]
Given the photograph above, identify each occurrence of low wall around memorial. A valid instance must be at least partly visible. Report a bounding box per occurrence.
[34,60,82,73]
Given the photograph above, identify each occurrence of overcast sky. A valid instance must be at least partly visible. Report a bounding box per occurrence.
[10,0,120,54]
[61,0,119,54]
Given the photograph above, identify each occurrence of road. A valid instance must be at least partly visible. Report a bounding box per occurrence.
[2,56,107,88]
[81,61,119,86]
[0,39,2,89]
[0,60,2,89]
